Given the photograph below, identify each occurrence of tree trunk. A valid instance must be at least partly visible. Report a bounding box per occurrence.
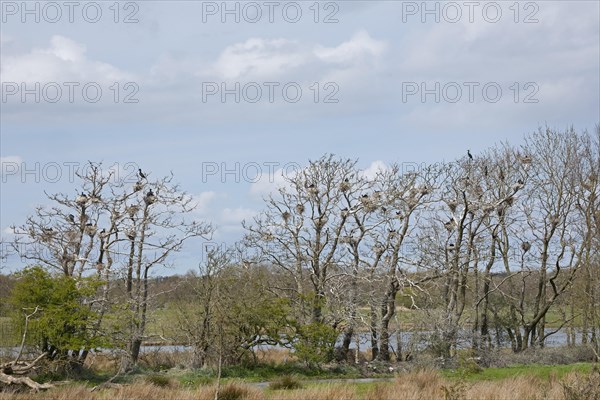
[1,353,52,391]
[340,328,353,362]
[379,327,390,361]
[369,305,379,361]
[120,338,142,373]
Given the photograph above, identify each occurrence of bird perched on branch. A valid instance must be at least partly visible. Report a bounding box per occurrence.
[85,223,97,236]
[144,189,156,205]
[512,179,525,192]
[133,181,144,192]
[447,199,458,212]
[340,178,350,192]
[75,192,88,205]
[444,219,456,231]
[520,155,532,164]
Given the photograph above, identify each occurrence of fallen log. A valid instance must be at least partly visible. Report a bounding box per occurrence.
[0,352,52,392]
[0,308,53,392]
[0,372,53,392]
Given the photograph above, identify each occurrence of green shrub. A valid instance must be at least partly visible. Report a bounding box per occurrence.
[293,322,338,368]
[9,266,106,357]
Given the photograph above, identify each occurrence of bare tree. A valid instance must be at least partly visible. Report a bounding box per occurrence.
[243,155,356,326]
[8,164,114,278]
[489,128,591,351]
[117,173,213,372]
[365,164,438,361]
[245,156,440,362]
[573,127,600,353]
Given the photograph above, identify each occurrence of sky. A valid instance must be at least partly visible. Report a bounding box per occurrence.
[1,0,599,274]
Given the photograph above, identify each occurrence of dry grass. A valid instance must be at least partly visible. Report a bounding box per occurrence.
[271,384,357,400]
[1,366,598,400]
[138,349,192,371]
[268,375,303,390]
[365,369,446,400]
[0,382,265,400]
[466,376,560,400]
[83,349,192,374]
[362,368,600,400]
[84,353,120,374]
[255,348,295,364]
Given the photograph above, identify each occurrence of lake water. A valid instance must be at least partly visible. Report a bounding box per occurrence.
[0,328,582,357]
[138,328,579,354]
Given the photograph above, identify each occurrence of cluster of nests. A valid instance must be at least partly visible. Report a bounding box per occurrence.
[446,239,533,254]
[40,170,161,270]
[291,182,430,222]
[75,192,101,206]
[443,175,527,224]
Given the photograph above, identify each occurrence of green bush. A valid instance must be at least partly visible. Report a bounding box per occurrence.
[9,266,105,358]
[292,322,338,368]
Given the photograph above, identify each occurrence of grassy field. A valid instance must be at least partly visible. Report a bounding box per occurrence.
[0,317,18,347]
[443,362,595,381]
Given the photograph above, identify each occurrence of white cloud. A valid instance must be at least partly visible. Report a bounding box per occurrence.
[314,30,386,65]
[0,31,389,122]
[191,191,218,215]
[210,38,308,80]
[221,207,257,224]
[205,31,387,82]
[249,167,297,197]
[360,160,388,180]
[248,159,391,196]
[45,35,86,62]
[249,159,392,196]
[0,35,134,83]
[396,2,599,81]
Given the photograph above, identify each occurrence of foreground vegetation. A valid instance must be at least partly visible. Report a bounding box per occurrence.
[2,344,599,398]
[1,364,598,400]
